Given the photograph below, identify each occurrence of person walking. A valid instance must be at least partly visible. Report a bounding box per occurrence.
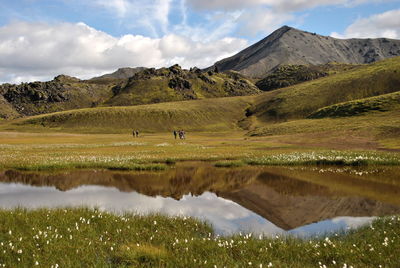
[132,129,135,138]
[135,130,139,137]
[173,130,177,139]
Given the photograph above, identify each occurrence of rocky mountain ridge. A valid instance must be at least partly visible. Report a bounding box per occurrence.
[212,25,400,78]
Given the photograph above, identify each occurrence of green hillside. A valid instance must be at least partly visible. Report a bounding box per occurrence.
[0,65,260,120]
[248,109,400,138]
[309,91,400,118]
[6,96,254,133]
[104,65,260,106]
[250,57,400,121]
[254,63,361,91]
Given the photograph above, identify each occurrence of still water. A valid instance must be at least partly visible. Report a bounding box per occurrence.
[0,163,399,237]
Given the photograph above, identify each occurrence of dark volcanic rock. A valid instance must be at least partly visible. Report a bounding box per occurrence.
[168,77,197,99]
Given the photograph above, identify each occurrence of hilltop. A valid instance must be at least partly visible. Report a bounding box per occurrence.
[211,25,400,78]
[94,67,146,79]
[0,65,259,119]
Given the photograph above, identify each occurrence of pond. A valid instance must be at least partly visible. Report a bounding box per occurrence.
[0,162,399,237]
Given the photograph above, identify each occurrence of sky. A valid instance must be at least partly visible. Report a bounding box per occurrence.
[0,0,399,83]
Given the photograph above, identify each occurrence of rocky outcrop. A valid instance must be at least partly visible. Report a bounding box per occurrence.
[0,75,113,117]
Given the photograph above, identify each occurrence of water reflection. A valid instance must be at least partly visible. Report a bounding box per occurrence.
[0,163,399,236]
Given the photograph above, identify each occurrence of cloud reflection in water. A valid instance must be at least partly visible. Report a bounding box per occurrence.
[0,183,373,236]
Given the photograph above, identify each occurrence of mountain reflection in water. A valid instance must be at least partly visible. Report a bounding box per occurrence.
[0,163,399,236]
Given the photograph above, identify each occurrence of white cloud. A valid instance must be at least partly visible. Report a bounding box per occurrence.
[0,21,248,83]
[185,0,378,11]
[95,0,130,18]
[92,0,173,36]
[331,9,400,39]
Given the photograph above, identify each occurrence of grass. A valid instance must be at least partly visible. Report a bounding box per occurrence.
[0,130,399,171]
[251,56,400,121]
[0,208,398,267]
[2,96,254,133]
[248,109,400,146]
[245,151,400,166]
[309,91,400,118]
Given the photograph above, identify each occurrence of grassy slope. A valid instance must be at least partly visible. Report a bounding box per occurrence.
[309,91,400,118]
[105,72,260,106]
[4,96,254,133]
[251,56,400,121]
[248,109,400,149]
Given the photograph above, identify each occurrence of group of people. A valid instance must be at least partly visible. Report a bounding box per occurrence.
[132,129,186,139]
[173,130,186,140]
[132,130,140,137]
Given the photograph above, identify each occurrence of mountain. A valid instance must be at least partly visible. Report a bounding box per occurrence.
[0,65,260,119]
[211,25,400,78]
[94,67,146,79]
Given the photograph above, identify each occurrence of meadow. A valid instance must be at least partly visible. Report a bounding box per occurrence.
[0,131,399,171]
[0,208,398,267]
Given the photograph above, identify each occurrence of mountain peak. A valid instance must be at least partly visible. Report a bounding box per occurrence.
[212,26,400,78]
[275,25,294,32]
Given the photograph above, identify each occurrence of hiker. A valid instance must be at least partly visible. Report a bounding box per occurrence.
[132,129,135,138]
[135,130,139,137]
[178,130,185,140]
[173,130,177,139]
